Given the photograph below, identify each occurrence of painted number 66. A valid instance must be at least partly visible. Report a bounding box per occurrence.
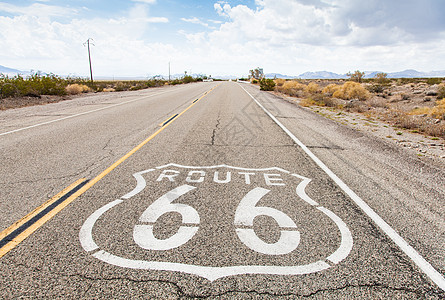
[133,184,300,255]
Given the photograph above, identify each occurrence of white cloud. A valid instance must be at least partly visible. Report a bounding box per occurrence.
[132,0,157,4]
[1,0,444,77]
[181,17,209,27]
[0,2,173,76]
[0,3,77,17]
[172,0,445,76]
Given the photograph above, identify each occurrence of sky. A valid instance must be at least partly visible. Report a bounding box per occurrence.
[1,0,445,78]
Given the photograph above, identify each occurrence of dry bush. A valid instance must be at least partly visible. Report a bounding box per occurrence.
[333,81,371,101]
[345,100,368,113]
[103,88,115,92]
[430,98,445,120]
[322,97,343,108]
[279,80,306,96]
[305,82,320,94]
[299,98,316,107]
[437,84,445,99]
[368,97,388,108]
[409,107,431,116]
[396,115,422,130]
[408,99,445,120]
[322,84,340,96]
[274,78,286,87]
[282,80,305,91]
[425,123,445,137]
[66,84,90,95]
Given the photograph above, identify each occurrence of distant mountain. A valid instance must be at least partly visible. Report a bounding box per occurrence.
[387,69,423,78]
[265,73,296,79]
[0,65,27,75]
[298,71,345,79]
[269,69,445,79]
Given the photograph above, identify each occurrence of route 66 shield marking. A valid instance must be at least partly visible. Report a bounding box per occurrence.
[79,163,353,281]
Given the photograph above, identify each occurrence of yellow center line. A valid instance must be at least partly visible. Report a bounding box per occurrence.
[0,178,86,241]
[0,178,87,259]
[0,84,220,259]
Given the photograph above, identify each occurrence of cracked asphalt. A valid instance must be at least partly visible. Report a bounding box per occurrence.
[0,82,444,298]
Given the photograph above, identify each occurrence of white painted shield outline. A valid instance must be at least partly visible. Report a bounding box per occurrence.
[79,163,353,281]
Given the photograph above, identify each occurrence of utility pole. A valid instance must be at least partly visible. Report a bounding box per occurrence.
[168,61,171,82]
[83,38,94,84]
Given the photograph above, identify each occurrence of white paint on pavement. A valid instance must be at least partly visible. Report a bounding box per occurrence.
[79,164,353,281]
[79,199,123,252]
[234,187,300,255]
[239,83,445,291]
[134,184,199,251]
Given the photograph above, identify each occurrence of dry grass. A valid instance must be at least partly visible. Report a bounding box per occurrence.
[408,99,445,120]
[409,107,431,116]
[65,84,91,95]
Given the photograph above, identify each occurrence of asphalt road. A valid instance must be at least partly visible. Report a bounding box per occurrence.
[0,81,444,298]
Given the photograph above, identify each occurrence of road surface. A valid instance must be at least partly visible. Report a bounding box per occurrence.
[1,82,444,298]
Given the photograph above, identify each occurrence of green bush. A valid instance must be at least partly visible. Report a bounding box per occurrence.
[259,78,276,91]
[0,73,67,98]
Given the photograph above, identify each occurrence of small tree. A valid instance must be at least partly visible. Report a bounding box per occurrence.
[259,78,275,91]
[347,70,365,83]
[374,72,389,84]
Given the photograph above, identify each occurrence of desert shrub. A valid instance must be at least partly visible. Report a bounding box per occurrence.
[333,81,370,101]
[0,82,18,98]
[279,80,306,96]
[114,82,130,91]
[345,100,368,113]
[426,78,442,85]
[274,78,286,87]
[321,96,343,108]
[368,97,388,108]
[282,80,305,90]
[437,84,445,99]
[347,70,365,83]
[260,78,276,91]
[66,84,91,95]
[305,82,320,94]
[367,84,385,93]
[66,84,83,95]
[103,88,115,92]
[182,75,195,84]
[400,93,410,100]
[252,79,258,84]
[0,73,67,98]
[430,99,445,120]
[322,84,339,96]
[299,98,316,107]
[409,107,431,116]
[424,123,445,138]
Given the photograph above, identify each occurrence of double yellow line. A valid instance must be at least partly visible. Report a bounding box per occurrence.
[0,84,220,259]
